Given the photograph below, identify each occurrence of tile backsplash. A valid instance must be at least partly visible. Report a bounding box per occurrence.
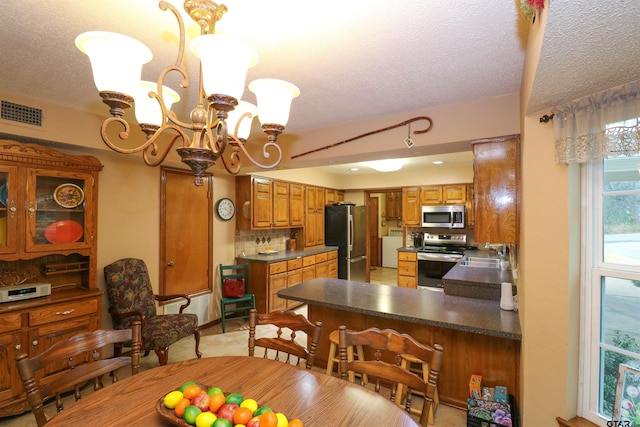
[235,229,292,257]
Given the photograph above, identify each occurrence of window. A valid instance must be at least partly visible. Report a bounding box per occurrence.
[582,151,640,425]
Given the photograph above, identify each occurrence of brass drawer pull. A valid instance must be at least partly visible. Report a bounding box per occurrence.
[56,309,76,316]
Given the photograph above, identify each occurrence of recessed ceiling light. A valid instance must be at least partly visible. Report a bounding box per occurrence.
[350,167,359,172]
[432,160,444,165]
[361,159,405,172]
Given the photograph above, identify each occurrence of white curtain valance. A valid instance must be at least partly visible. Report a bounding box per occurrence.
[553,80,640,164]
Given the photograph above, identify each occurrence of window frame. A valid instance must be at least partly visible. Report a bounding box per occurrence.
[580,157,640,425]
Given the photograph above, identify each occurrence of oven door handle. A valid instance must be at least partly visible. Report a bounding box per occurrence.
[417,253,463,262]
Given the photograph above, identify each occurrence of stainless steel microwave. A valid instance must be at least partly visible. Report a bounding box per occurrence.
[421,205,465,228]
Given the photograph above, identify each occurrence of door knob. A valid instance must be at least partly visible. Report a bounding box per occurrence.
[167,261,175,267]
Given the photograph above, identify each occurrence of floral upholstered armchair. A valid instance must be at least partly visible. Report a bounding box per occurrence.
[104,258,201,366]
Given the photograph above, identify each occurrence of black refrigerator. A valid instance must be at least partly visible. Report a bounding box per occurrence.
[324,204,367,282]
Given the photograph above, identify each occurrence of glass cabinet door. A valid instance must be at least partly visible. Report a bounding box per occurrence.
[25,169,94,252]
[0,166,18,254]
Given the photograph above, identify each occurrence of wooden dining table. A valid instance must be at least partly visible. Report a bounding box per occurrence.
[45,356,418,426]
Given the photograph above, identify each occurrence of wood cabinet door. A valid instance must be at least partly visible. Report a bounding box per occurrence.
[473,136,520,243]
[286,269,302,309]
[289,183,304,227]
[25,169,95,253]
[443,184,467,204]
[253,178,273,228]
[272,181,289,227]
[421,186,443,205]
[465,184,475,228]
[269,273,287,312]
[0,166,18,255]
[402,187,421,226]
[313,188,325,246]
[0,329,23,403]
[29,315,97,384]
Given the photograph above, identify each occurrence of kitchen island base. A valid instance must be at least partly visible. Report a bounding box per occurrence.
[278,278,521,410]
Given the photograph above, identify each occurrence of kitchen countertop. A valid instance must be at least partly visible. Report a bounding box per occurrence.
[398,247,514,299]
[236,246,339,263]
[278,277,521,340]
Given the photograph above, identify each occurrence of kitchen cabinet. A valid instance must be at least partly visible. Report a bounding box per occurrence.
[465,184,475,228]
[420,186,443,205]
[325,188,344,205]
[472,134,520,243]
[402,187,421,226]
[304,186,325,247]
[236,176,296,229]
[421,184,466,205]
[243,249,338,313]
[397,251,417,288]
[385,191,402,220]
[289,183,304,227]
[0,139,103,418]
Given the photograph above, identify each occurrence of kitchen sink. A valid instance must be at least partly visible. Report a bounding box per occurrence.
[459,257,500,268]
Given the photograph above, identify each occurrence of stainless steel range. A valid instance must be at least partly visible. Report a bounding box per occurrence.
[416,233,474,288]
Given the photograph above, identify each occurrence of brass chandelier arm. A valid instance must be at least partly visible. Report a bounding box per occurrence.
[221,134,284,175]
[290,116,434,159]
[100,114,188,164]
[142,128,188,167]
[159,1,187,68]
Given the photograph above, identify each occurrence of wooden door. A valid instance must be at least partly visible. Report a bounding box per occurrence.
[161,168,212,296]
[368,196,380,267]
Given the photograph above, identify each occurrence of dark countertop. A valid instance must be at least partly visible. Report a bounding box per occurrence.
[278,278,521,340]
[443,250,513,285]
[236,246,339,263]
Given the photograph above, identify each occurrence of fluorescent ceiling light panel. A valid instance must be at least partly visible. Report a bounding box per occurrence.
[361,159,405,172]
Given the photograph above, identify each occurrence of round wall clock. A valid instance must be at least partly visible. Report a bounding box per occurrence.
[216,198,235,221]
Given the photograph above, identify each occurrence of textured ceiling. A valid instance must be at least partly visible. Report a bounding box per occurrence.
[0,0,526,135]
[1,1,638,176]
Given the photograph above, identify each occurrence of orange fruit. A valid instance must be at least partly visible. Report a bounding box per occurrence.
[288,419,304,427]
[183,385,203,400]
[233,407,253,425]
[175,398,191,418]
[209,393,226,413]
[260,411,278,427]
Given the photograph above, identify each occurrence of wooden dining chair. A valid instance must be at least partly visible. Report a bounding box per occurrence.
[248,308,323,369]
[16,321,142,427]
[337,326,443,427]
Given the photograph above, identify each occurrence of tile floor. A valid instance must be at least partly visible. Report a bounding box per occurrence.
[4,277,468,427]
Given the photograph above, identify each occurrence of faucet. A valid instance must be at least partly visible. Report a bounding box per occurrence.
[484,242,507,258]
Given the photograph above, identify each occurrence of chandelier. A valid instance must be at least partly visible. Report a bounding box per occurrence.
[75,0,300,185]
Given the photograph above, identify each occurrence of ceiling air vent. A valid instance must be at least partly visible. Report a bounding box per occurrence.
[1,100,43,127]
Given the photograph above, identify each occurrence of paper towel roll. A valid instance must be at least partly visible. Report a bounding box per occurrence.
[500,282,514,310]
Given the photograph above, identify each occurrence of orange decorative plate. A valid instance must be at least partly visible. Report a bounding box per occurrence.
[44,220,83,244]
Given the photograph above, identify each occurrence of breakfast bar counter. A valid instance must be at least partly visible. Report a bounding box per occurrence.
[279,278,521,409]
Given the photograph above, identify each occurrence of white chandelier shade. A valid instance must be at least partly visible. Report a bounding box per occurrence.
[226,100,258,140]
[74,1,300,183]
[190,34,258,101]
[75,31,152,98]
[134,81,181,127]
[249,78,300,127]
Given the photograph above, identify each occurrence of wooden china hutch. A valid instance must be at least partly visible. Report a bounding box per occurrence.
[0,139,103,417]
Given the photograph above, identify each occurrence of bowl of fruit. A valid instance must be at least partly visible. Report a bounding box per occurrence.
[156,381,303,427]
